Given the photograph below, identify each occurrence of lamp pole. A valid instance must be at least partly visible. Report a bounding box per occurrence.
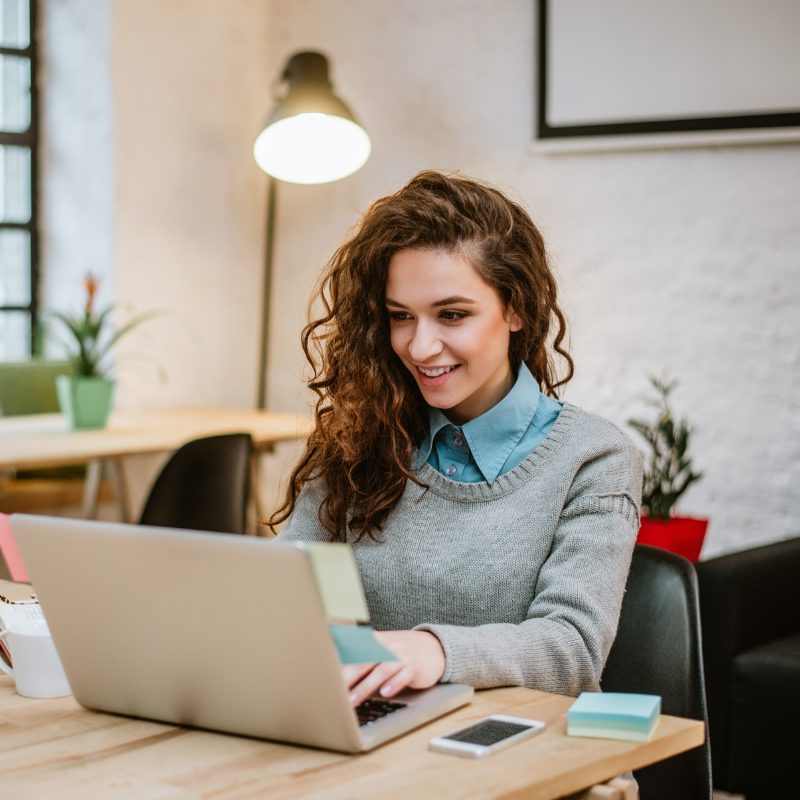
[253,51,371,410]
[257,176,277,410]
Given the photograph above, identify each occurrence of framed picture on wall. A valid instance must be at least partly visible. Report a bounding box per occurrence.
[535,0,800,151]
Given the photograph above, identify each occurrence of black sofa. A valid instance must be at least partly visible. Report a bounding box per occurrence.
[696,536,800,800]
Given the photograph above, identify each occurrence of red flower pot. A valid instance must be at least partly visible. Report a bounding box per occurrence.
[636,516,709,562]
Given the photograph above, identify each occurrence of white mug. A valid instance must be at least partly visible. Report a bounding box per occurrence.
[0,623,71,698]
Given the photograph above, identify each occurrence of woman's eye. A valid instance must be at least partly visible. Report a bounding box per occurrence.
[388,311,411,322]
[440,310,468,322]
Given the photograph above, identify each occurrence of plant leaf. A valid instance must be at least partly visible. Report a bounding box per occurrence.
[629,374,702,518]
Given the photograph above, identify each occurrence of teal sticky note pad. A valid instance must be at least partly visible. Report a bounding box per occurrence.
[567,692,661,741]
[329,624,399,664]
[303,542,370,623]
[568,692,661,724]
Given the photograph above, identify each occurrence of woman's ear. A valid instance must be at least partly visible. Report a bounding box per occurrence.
[508,308,523,332]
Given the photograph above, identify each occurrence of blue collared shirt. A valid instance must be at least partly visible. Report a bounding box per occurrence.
[416,363,563,484]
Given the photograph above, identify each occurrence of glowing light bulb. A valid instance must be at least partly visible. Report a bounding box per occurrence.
[253,113,372,184]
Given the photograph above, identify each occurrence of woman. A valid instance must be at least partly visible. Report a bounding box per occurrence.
[273,171,642,708]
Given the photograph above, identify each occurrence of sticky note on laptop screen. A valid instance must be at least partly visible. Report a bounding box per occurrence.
[303,543,369,623]
[567,692,661,742]
[329,624,398,664]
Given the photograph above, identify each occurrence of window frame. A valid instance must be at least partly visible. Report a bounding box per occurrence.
[1,0,39,358]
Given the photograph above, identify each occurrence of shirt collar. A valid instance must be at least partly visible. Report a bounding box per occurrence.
[416,363,543,483]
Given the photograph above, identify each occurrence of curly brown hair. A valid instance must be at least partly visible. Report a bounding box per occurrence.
[267,170,573,542]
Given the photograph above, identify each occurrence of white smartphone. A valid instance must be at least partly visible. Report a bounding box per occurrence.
[428,714,546,758]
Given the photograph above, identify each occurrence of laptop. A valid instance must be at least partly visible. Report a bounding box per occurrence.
[10,514,472,752]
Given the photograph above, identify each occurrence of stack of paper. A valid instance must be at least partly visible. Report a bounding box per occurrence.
[567,692,661,742]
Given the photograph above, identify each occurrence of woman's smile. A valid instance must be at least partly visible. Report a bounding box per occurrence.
[416,363,461,387]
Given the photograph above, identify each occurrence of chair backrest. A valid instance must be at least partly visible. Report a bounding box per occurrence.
[695,535,800,792]
[601,545,712,800]
[0,360,74,416]
[139,433,252,534]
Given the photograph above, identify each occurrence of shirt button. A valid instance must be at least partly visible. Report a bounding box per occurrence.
[453,434,464,447]
[446,464,457,477]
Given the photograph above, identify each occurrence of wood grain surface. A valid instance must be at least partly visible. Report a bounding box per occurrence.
[0,408,313,471]
[0,679,703,799]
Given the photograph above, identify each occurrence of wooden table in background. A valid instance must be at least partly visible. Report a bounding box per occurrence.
[0,408,312,528]
[0,679,703,799]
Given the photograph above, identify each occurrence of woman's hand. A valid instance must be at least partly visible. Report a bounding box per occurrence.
[342,630,446,707]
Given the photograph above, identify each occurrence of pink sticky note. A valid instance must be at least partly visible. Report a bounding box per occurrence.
[0,513,30,582]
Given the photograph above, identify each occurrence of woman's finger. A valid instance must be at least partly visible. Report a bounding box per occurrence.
[348,661,404,706]
[376,663,415,699]
[341,662,376,690]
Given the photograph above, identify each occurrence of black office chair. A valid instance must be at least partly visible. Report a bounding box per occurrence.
[139,433,253,534]
[601,545,712,800]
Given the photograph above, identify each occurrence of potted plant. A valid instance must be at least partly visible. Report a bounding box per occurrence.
[50,274,156,430]
[627,375,708,562]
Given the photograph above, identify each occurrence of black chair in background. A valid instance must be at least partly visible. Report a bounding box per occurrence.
[601,545,712,800]
[696,536,800,800]
[139,433,253,534]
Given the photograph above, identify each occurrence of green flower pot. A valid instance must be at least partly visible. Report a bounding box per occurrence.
[55,375,115,430]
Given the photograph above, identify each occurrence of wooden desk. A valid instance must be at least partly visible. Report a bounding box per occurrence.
[0,408,312,526]
[0,679,703,799]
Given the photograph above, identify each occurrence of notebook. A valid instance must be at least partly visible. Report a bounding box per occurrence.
[10,514,472,752]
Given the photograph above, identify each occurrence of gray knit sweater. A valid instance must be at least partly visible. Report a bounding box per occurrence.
[278,403,643,696]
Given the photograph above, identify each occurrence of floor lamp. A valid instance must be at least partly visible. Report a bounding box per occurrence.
[252,51,371,409]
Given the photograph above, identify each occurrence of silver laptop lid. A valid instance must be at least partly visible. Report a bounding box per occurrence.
[11,514,363,752]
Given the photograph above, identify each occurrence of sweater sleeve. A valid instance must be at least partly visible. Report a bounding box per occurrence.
[416,433,643,696]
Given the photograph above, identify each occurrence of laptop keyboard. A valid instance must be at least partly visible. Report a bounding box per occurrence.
[355,698,407,727]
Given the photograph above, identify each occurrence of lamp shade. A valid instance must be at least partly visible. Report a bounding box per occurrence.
[253,52,371,184]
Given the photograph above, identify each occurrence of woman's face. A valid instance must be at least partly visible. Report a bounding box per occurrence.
[385,248,521,425]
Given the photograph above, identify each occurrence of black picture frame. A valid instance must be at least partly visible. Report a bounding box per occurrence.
[536,0,800,141]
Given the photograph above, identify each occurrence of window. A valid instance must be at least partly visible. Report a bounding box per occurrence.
[0,0,37,360]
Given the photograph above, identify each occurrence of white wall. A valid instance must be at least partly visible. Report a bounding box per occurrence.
[44,0,270,409]
[110,0,270,410]
[263,0,800,557]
